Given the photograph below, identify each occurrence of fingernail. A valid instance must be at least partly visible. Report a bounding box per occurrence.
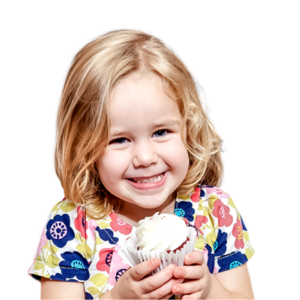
[170,264,175,270]
[175,286,180,292]
[177,269,181,276]
[185,256,190,263]
[152,259,159,266]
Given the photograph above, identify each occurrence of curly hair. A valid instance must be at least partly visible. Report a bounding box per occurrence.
[55,29,223,219]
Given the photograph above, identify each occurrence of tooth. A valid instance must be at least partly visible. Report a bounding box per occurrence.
[149,177,154,183]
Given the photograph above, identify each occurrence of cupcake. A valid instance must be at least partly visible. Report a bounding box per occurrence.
[119,212,198,274]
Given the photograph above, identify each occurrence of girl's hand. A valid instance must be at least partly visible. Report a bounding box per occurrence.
[110,258,184,299]
[172,251,212,299]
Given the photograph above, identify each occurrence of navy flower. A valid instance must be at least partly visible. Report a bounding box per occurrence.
[205,244,215,274]
[200,189,205,198]
[174,201,195,222]
[50,251,90,281]
[213,229,228,257]
[46,214,75,248]
[240,215,247,231]
[85,292,93,299]
[95,227,119,244]
[218,251,247,272]
[115,268,127,281]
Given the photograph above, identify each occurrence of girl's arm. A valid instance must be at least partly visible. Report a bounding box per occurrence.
[41,278,85,299]
[210,263,254,299]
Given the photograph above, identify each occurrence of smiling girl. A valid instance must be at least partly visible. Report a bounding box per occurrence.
[29,29,255,299]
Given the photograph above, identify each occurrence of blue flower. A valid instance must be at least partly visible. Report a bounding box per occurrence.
[95,227,119,244]
[115,268,127,281]
[46,214,75,248]
[174,201,195,222]
[85,292,93,299]
[50,251,90,281]
[218,251,247,272]
[200,189,205,198]
[205,244,215,274]
[240,215,247,231]
[214,229,228,257]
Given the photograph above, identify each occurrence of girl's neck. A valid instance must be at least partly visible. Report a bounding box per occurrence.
[115,191,177,227]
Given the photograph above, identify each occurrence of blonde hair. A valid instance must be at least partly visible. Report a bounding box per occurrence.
[55,29,223,219]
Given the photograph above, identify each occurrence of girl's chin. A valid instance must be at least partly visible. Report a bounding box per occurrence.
[122,193,175,211]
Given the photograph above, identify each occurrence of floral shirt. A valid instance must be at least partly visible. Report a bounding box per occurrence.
[28,185,254,299]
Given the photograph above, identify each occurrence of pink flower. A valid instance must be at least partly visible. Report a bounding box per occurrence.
[232,218,244,249]
[110,212,132,235]
[191,187,200,202]
[212,199,233,227]
[74,207,87,239]
[36,227,47,257]
[202,246,209,263]
[108,245,130,286]
[194,215,208,235]
[97,248,114,273]
[206,187,230,199]
[88,220,98,241]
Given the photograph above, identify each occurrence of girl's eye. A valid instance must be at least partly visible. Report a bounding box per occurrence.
[152,129,168,137]
[110,138,128,144]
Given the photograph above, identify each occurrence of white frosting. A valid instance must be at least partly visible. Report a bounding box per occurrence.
[136,212,188,251]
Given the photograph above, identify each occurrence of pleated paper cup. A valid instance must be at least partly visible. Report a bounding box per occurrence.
[119,226,198,274]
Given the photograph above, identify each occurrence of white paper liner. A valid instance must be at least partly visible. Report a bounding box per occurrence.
[119,226,198,274]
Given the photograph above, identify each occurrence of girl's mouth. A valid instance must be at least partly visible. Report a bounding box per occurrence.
[126,172,167,190]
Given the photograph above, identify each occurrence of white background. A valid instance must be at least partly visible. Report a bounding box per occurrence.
[1,1,299,299]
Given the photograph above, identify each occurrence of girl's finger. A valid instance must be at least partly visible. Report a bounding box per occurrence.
[184,251,204,265]
[181,291,202,300]
[129,258,161,281]
[147,278,184,299]
[173,265,204,279]
[141,264,176,292]
[172,279,201,295]
[161,292,174,300]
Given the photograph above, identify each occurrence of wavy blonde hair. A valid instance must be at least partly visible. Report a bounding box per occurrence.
[55,29,223,219]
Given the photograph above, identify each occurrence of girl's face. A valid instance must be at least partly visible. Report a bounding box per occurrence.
[97,72,189,210]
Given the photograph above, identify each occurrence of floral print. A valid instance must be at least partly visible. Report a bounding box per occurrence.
[110,212,132,235]
[218,251,248,272]
[174,200,195,221]
[97,248,113,273]
[46,214,75,248]
[213,229,228,256]
[29,185,254,299]
[75,207,87,239]
[194,215,208,235]
[232,218,245,249]
[51,251,90,281]
[212,199,233,227]
[95,227,119,245]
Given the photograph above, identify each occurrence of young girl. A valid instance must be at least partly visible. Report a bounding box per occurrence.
[29,29,255,299]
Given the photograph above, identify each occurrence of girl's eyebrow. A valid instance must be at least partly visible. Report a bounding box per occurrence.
[109,119,181,138]
[152,119,181,128]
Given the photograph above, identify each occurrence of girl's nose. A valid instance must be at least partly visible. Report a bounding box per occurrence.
[132,142,158,168]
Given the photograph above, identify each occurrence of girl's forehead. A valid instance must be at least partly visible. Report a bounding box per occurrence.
[111,71,176,102]
[107,73,182,132]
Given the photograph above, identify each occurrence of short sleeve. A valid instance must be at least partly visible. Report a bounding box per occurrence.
[195,186,255,274]
[28,199,95,282]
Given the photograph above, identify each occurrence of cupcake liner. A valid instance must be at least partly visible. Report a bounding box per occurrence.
[119,226,198,274]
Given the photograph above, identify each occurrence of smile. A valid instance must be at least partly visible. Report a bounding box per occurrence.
[130,173,164,184]
[126,172,167,190]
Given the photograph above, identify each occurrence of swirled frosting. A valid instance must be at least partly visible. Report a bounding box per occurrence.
[136,212,188,251]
